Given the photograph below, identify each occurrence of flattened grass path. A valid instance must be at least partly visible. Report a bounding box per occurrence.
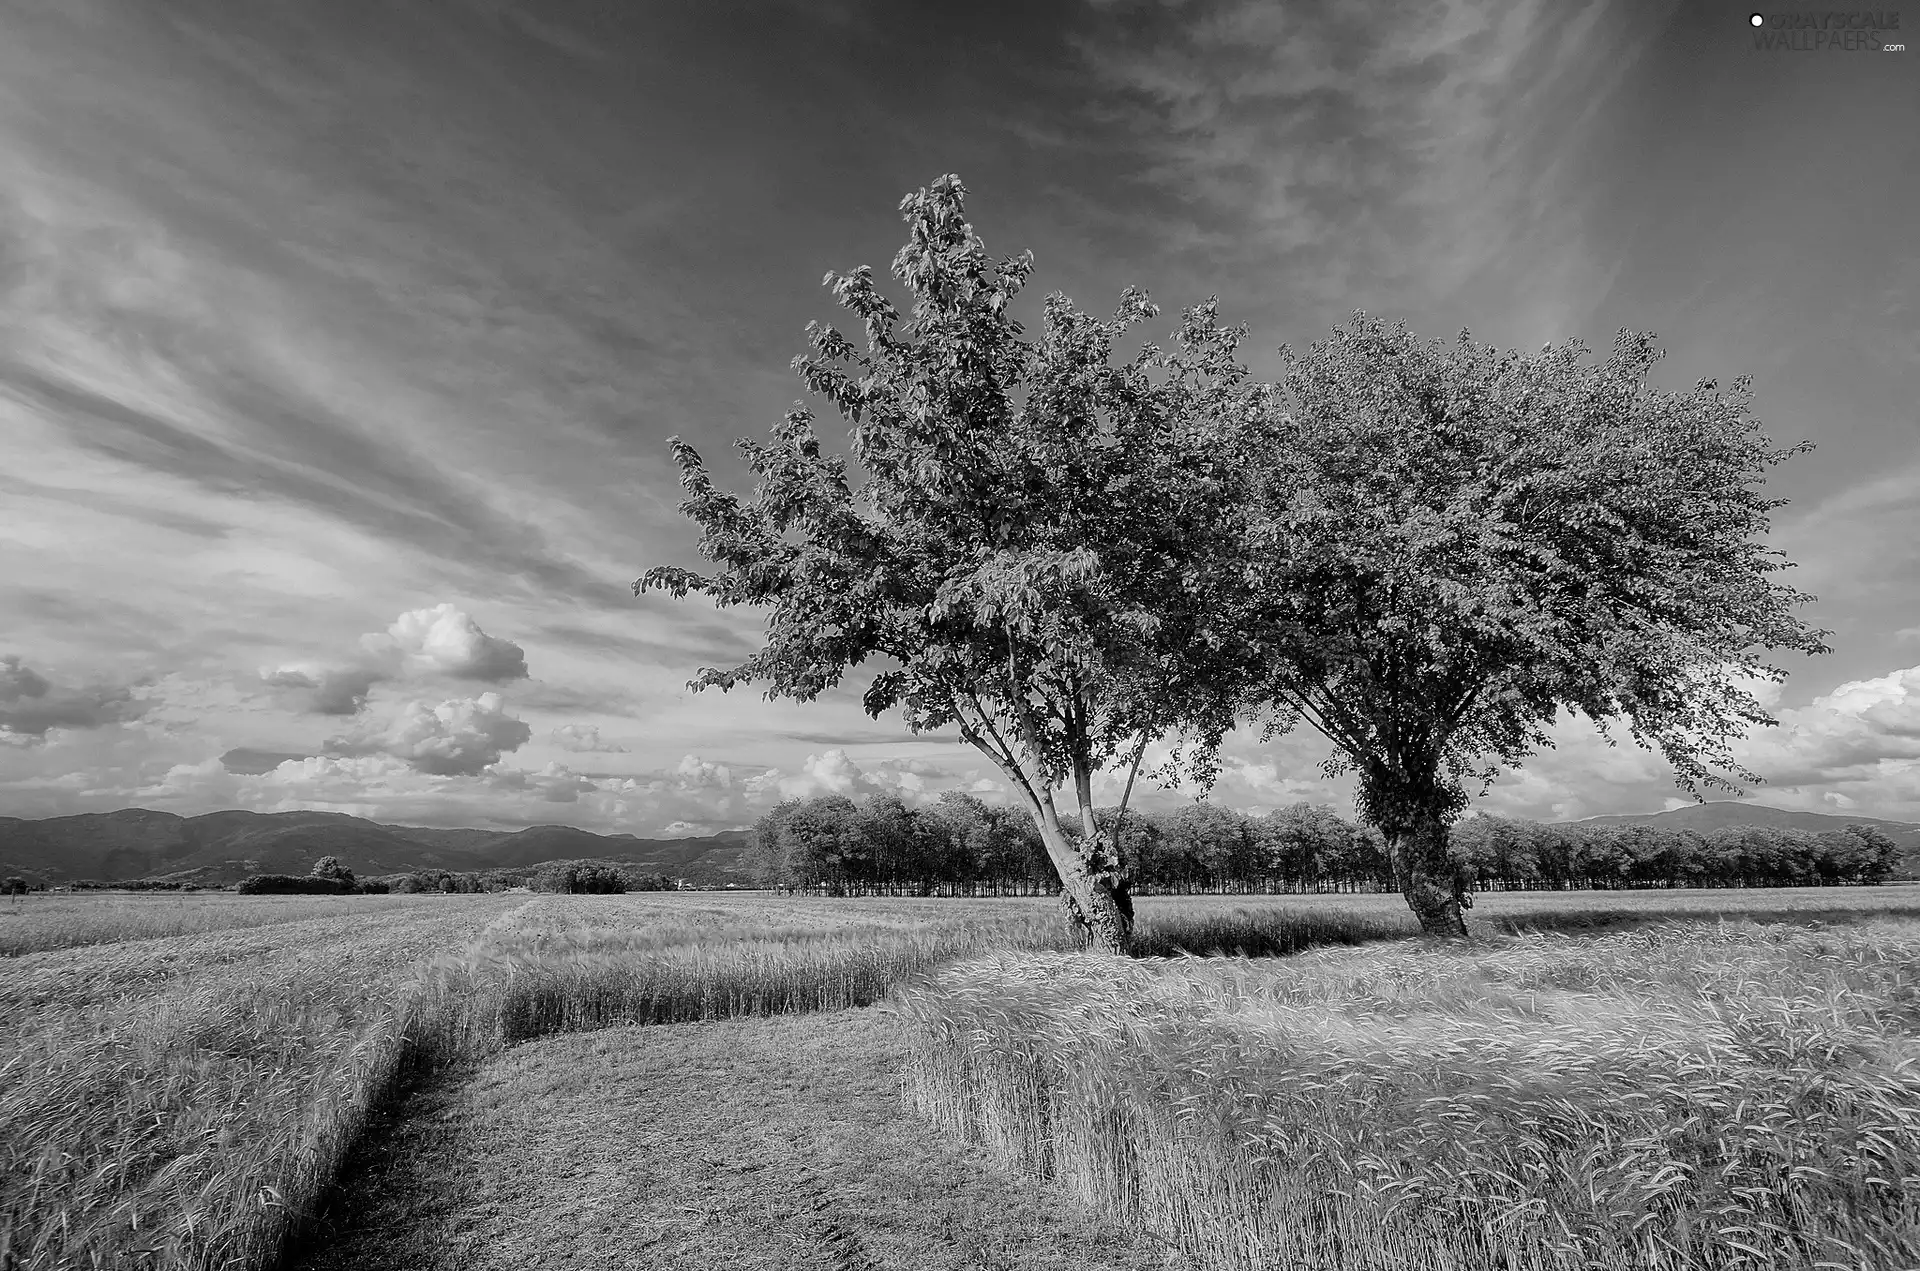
[292,1007,1173,1271]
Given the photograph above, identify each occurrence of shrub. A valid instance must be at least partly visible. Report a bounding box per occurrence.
[309,856,357,888]
[532,861,627,894]
[236,874,357,896]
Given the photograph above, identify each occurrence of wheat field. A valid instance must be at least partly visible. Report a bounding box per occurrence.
[7,886,1920,1270]
[0,891,463,957]
[897,917,1920,1270]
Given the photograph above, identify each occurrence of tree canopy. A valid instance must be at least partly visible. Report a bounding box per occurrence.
[638,175,1266,952]
[1236,315,1831,934]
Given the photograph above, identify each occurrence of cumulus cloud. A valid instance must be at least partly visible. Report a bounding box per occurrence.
[741,749,952,803]
[0,655,150,739]
[673,754,734,789]
[362,603,528,681]
[1734,667,1920,790]
[259,662,389,715]
[259,604,527,717]
[551,723,629,753]
[487,761,598,802]
[324,691,532,776]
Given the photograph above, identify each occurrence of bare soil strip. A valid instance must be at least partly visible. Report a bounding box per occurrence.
[290,1007,1173,1271]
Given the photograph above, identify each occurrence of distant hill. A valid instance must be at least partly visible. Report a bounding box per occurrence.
[0,808,754,887]
[1561,801,1920,876]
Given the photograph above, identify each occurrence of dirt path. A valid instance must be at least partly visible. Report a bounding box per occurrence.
[290,1007,1176,1271]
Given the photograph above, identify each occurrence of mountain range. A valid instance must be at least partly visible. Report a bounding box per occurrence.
[0,808,754,887]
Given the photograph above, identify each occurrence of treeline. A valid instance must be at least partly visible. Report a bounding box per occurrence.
[749,793,1904,895]
[375,860,678,894]
[236,874,388,895]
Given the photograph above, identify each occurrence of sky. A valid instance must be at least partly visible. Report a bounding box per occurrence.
[1,0,1915,834]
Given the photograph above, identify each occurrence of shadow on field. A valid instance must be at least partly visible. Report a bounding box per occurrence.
[1483,901,1920,938]
[1131,889,1920,958]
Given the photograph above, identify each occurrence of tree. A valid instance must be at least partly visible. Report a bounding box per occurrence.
[746,799,803,888]
[3,876,26,898]
[780,795,868,894]
[308,856,355,888]
[636,176,1262,953]
[1238,315,1830,935]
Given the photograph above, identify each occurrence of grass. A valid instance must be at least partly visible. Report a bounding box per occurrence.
[0,897,530,1270]
[2,892,1083,1270]
[289,1009,1171,1271]
[10,884,1920,1270]
[0,892,456,957]
[895,916,1920,1270]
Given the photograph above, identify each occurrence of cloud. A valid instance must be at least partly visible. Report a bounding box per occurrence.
[363,603,529,681]
[672,754,735,789]
[551,723,629,753]
[513,682,646,716]
[259,662,390,716]
[774,729,965,746]
[1774,454,1920,606]
[257,604,527,717]
[741,748,953,803]
[1734,667,1920,790]
[324,691,533,776]
[486,761,598,802]
[0,655,150,739]
[1064,0,1641,342]
[219,746,313,775]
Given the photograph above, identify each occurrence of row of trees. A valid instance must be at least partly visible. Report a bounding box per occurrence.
[638,174,1831,950]
[529,860,676,893]
[750,791,1903,894]
[377,861,679,894]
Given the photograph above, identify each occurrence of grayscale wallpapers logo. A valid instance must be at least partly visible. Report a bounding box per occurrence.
[1748,11,1905,49]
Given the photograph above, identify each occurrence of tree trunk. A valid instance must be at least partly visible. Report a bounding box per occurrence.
[1363,769,1469,939]
[1057,869,1133,954]
[1381,812,1468,937]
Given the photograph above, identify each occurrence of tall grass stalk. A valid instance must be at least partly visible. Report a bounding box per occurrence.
[0,899,530,1270]
[896,919,1920,1270]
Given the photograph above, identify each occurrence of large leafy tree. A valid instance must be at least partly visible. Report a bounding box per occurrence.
[636,176,1262,953]
[1237,314,1830,935]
